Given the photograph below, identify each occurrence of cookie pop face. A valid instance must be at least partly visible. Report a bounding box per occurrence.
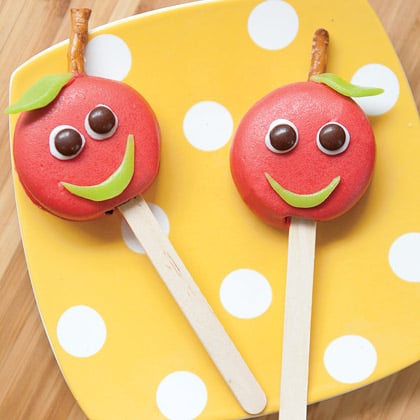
[13,76,160,220]
[230,81,375,229]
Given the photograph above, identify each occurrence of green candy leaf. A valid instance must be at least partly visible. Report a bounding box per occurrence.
[265,172,340,208]
[5,72,73,114]
[310,73,384,97]
[61,135,135,202]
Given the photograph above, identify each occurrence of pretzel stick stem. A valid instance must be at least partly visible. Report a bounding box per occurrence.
[68,8,91,74]
[308,28,329,79]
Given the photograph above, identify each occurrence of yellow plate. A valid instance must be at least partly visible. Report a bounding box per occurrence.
[8,0,420,418]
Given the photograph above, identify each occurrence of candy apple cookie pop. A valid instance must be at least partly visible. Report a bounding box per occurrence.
[6,9,266,415]
[230,28,382,419]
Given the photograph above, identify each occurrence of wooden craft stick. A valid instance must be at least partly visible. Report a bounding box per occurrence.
[279,218,316,420]
[279,28,329,420]
[119,197,267,415]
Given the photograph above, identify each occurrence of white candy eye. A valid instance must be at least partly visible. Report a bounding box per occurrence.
[49,125,85,160]
[85,104,118,140]
[265,119,298,154]
[317,122,350,155]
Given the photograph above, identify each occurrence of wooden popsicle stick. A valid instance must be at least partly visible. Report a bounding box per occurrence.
[119,196,267,415]
[279,29,328,420]
[279,217,317,420]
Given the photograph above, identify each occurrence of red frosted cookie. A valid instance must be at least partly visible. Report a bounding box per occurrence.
[12,75,160,221]
[230,80,376,229]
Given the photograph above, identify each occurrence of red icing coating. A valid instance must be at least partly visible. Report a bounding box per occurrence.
[230,81,375,229]
[13,75,160,220]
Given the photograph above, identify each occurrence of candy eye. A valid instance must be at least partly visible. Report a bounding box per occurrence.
[317,122,350,155]
[265,119,298,154]
[85,104,118,140]
[49,125,85,160]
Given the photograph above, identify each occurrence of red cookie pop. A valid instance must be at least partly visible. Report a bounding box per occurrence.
[230,29,382,419]
[6,9,266,415]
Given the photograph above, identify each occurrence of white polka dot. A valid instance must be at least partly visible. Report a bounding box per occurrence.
[248,0,299,50]
[324,335,377,384]
[183,101,233,151]
[85,34,132,81]
[220,269,272,319]
[156,371,208,420]
[351,64,400,116]
[389,233,420,282]
[121,203,170,254]
[57,305,106,358]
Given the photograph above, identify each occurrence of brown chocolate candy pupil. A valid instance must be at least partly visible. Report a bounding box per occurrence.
[88,106,116,134]
[55,128,83,156]
[319,123,346,151]
[269,124,297,151]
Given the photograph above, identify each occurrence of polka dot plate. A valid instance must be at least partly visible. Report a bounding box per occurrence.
[8,0,420,419]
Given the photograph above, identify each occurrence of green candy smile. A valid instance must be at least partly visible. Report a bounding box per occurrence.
[265,172,340,208]
[61,134,135,201]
